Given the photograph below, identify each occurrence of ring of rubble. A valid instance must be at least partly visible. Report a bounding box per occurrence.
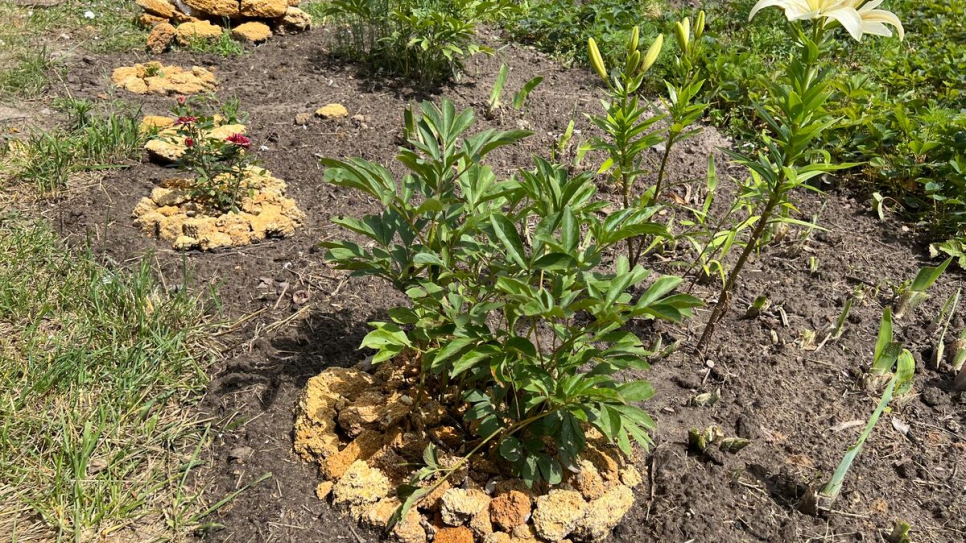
[133,116,305,251]
[135,0,312,53]
[294,355,645,543]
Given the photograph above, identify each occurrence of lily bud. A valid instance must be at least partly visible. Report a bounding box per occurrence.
[627,26,640,58]
[675,18,690,51]
[626,50,641,75]
[695,10,706,41]
[588,38,608,82]
[641,34,663,73]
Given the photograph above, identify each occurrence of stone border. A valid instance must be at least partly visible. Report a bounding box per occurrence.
[294,361,645,543]
[132,169,305,250]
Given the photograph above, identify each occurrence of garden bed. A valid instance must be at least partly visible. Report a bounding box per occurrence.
[45,24,966,543]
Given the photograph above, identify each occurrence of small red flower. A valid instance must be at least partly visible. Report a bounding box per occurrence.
[174,116,198,126]
[184,137,195,147]
[177,96,186,105]
[225,133,251,149]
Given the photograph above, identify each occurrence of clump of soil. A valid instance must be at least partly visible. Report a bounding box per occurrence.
[111,62,216,95]
[135,0,312,53]
[132,169,304,251]
[294,355,645,543]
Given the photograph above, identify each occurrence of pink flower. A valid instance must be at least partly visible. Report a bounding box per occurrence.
[177,96,186,105]
[174,116,198,126]
[225,133,251,149]
[184,137,195,147]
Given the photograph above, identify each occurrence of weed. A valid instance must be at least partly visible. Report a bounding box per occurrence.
[486,63,511,118]
[892,257,951,318]
[0,46,59,98]
[183,32,247,57]
[802,308,915,514]
[9,101,144,196]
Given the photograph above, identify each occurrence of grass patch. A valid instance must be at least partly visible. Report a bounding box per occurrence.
[0,46,62,98]
[0,0,145,56]
[0,216,216,541]
[181,32,248,57]
[0,0,144,100]
[1,98,145,196]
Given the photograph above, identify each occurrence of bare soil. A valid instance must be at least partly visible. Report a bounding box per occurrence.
[39,25,966,543]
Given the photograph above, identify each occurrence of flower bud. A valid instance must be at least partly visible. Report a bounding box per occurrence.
[626,49,641,75]
[626,25,640,58]
[695,10,706,41]
[641,34,663,73]
[588,38,608,82]
[675,18,690,51]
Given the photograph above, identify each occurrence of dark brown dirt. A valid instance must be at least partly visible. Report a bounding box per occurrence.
[41,24,966,543]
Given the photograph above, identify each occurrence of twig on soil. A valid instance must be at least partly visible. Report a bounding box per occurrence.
[348,523,367,543]
[212,308,268,337]
[645,449,658,522]
[261,304,312,337]
[826,509,871,519]
[273,282,290,310]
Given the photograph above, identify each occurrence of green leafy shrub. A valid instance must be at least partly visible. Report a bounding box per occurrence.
[321,100,700,492]
[322,0,514,85]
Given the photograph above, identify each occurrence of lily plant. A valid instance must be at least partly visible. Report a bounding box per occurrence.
[695,0,904,352]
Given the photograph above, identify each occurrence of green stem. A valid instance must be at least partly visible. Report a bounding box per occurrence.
[695,24,827,354]
[695,189,783,353]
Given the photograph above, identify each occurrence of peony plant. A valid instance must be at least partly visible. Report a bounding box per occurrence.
[321,99,701,526]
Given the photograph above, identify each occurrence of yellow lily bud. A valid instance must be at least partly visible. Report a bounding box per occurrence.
[674,18,690,51]
[627,26,640,58]
[641,33,663,73]
[695,10,706,41]
[626,50,641,75]
[588,38,608,82]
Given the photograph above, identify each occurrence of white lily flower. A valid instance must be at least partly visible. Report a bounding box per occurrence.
[749,0,862,40]
[853,0,904,40]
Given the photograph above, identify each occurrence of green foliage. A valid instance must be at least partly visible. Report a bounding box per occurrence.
[505,0,664,71]
[816,351,914,511]
[892,257,951,318]
[582,27,666,211]
[0,46,60,98]
[486,64,544,118]
[581,16,710,269]
[164,96,259,213]
[9,99,144,195]
[695,0,966,246]
[183,31,248,57]
[322,99,700,493]
[322,0,513,85]
[0,216,212,539]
